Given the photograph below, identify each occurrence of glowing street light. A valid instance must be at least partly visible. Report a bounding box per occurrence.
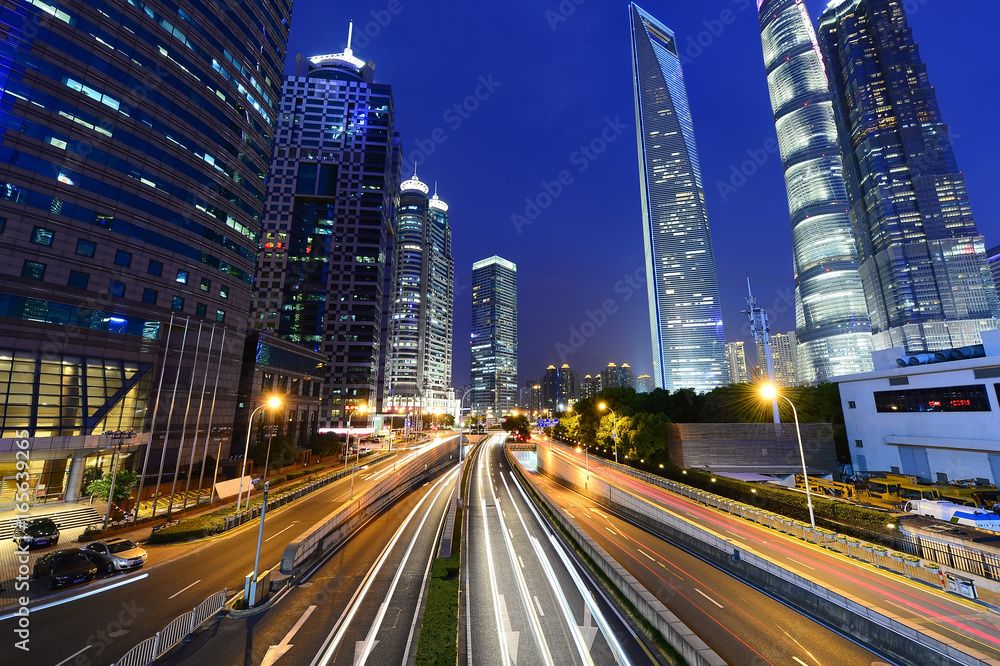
[349,404,370,500]
[760,383,815,529]
[237,395,282,511]
[598,402,619,464]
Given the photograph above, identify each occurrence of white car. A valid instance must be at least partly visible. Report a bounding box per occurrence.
[81,538,148,573]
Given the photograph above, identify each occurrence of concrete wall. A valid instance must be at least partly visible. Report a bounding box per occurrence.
[666,422,838,475]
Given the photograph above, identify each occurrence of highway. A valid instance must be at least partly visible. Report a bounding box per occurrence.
[466,433,659,665]
[164,466,458,665]
[539,439,1000,663]
[0,437,458,665]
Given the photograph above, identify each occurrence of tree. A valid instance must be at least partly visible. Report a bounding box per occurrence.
[86,469,138,503]
[597,414,633,458]
[626,412,670,460]
[553,413,581,440]
[501,415,532,441]
[309,433,342,458]
[441,413,455,428]
[252,435,297,470]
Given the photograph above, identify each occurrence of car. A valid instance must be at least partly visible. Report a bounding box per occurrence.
[81,538,148,573]
[33,548,98,590]
[12,517,60,549]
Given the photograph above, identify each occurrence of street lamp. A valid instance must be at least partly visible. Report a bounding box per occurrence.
[262,425,278,484]
[760,383,815,529]
[237,395,282,512]
[100,429,136,530]
[349,404,370,500]
[576,444,589,475]
[598,402,619,464]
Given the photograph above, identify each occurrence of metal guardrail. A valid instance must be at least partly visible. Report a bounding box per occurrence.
[113,589,227,666]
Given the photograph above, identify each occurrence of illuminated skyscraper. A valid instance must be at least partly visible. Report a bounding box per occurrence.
[819,0,1000,353]
[725,342,750,385]
[470,255,518,416]
[630,3,726,392]
[758,0,873,384]
[757,331,799,388]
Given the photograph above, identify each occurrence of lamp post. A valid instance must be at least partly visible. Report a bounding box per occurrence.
[349,404,369,500]
[237,396,282,512]
[598,402,619,464]
[100,429,136,530]
[760,384,815,529]
[262,425,278,483]
[249,480,269,608]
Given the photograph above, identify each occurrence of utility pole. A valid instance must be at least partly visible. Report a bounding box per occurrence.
[742,275,780,424]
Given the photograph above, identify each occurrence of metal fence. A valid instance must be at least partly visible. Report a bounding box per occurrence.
[113,589,227,666]
[224,453,394,531]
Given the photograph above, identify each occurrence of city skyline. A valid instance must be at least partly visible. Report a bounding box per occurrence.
[301,2,1000,387]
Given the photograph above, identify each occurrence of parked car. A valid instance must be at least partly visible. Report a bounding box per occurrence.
[81,538,148,573]
[12,517,60,549]
[33,548,97,590]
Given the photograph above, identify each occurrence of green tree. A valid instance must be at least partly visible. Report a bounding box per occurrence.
[252,435,297,470]
[501,415,532,440]
[625,412,670,460]
[86,469,138,503]
[308,433,342,457]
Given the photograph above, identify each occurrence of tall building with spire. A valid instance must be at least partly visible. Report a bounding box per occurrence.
[470,255,518,417]
[757,0,874,384]
[252,28,398,428]
[630,3,726,392]
[819,0,1000,353]
[384,172,454,415]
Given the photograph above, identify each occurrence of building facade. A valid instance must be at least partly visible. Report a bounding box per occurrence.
[251,39,398,430]
[819,0,1000,354]
[470,255,518,417]
[725,341,750,385]
[581,374,599,399]
[630,3,726,392]
[758,331,799,388]
[757,0,874,385]
[837,331,1000,485]
[558,364,579,407]
[636,374,654,393]
[0,0,290,506]
[384,173,454,416]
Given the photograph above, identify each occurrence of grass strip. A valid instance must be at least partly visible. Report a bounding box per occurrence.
[414,507,461,666]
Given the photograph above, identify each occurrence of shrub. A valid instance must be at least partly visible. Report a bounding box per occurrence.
[287,470,306,480]
[148,511,229,543]
[304,465,324,474]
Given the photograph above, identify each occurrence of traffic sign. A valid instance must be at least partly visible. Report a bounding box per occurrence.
[537,418,559,428]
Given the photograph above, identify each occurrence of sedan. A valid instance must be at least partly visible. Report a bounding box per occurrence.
[33,548,98,590]
[81,538,148,573]
[12,517,60,549]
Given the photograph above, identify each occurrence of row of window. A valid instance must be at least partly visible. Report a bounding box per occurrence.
[872,384,993,413]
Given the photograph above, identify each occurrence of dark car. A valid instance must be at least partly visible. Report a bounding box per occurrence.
[33,548,98,590]
[12,517,60,549]
[81,538,148,573]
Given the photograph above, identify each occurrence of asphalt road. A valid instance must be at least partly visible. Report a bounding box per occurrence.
[541,440,1000,663]
[0,438,456,665]
[466,434,660,666]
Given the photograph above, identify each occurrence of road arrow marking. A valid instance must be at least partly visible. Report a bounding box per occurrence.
[262,604,316,666]
[577,604,599,651]
[498,594,520,664]
[354,638,379,665]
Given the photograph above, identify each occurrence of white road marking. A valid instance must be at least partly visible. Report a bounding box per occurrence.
[168,579,202,599]
[264,521,301,542]
[793,657,809,666]
[533,595,545,616]
[604,527,617,536]
[0,573,148,621]
[261,605,316,666]
[637,548,655,561]
[54,645,92,666]
[786,557,816,571]
[518,556,525,568]
[694,588,724,609]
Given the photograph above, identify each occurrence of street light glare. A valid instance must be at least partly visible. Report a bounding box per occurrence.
[266,395,282,409]
[598,402,606,410]
[760,383,778,400]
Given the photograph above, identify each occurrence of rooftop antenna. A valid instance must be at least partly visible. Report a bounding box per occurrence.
[433,181,439,197]
[346,21,354,53]
[742,274,780,424]
[412,163,418,179]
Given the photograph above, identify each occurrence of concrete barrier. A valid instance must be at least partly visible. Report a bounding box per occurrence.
[507,446,726,666]
[534,441,996,666]
[280,437,459,575]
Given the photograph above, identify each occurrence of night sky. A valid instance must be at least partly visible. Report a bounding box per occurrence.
[285,1,1000,387]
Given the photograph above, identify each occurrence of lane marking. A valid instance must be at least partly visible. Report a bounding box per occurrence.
[0,573,148,620]
[792,657,808,666]
[786,557,816,571]
[55,645,92,666]
[637,548,655,561]
[264,521,300,542]
[168,579,202,600]
[518,556,525,568]
[604,527,617,536]
[534,595,545,617]
[261,605,316,666]
[657,561,682,579]
[694,588,724,609]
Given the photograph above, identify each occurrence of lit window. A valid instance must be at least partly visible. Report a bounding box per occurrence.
[22,261,46,280]
[216,309,225,323]
[176,270,188,284]
[31,227,54,246]
[171,296,184,311]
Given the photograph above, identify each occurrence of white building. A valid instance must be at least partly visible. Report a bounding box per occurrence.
[836,330,1000,484]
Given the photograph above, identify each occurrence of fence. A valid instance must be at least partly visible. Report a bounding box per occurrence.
[224,452,394,530]
[113,589,227,666]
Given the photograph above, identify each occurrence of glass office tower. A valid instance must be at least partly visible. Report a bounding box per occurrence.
[630,3,726,392]
[0,0,289,503]
[384,174,454,415]
[819,0,1000,353]
[758,0,873,384]
[251,38,398,428]
[470,255,518,417]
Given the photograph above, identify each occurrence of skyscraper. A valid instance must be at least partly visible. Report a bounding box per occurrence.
[558,364,579,407]
[384,173,454,415]
[636,374,654,393]
[0,0,290,501]
[540,365,559,412]
[252,34,397,428]
[757,332,799,388]
[819,0,1000,353]
[630,3,726,392]
[758,0,874,384]
[725,341,750,385]
[470,255,518,417]
[581,374,598,399]
[620,363,636,389]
